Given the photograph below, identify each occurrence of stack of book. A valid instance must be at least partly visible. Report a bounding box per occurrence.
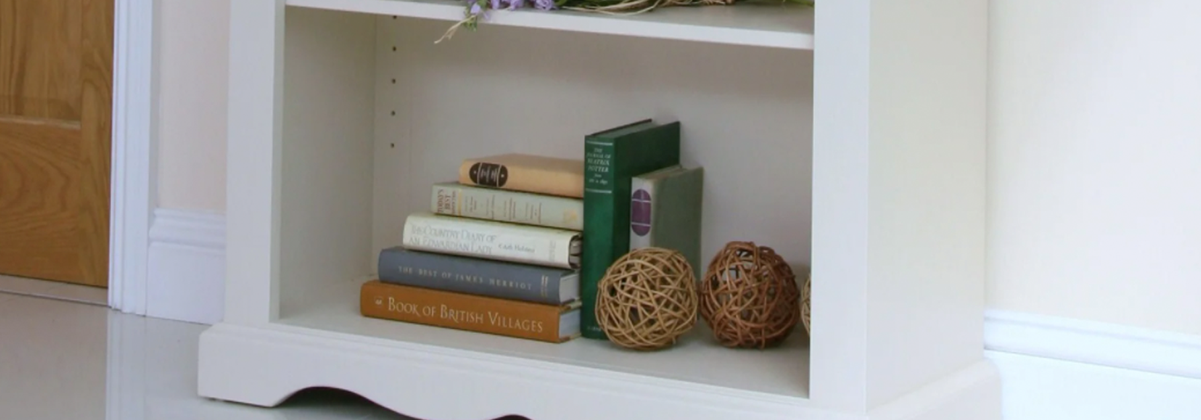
[360,153,587,343]
[360,119,705,344]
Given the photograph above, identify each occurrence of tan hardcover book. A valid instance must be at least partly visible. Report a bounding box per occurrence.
[458,153,585,198]
[360,280,581,343]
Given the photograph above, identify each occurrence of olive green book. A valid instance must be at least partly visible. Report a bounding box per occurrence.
[581,119,681,340]
[629,165,704,280]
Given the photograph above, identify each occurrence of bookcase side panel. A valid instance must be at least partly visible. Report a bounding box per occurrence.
[864,0,991,410]
[224,0,286,325]
[278,7,378,317]
[809,0,872,412]
[810,2,995,414]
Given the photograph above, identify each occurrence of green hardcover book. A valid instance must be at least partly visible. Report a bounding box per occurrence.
[629,165,704,280]
[581,119,681,340]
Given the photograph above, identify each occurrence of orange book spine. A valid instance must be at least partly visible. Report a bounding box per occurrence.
[360,280,579,343]
[458,156,585,198]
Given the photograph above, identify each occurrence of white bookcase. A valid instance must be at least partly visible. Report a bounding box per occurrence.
[198,1,999,419]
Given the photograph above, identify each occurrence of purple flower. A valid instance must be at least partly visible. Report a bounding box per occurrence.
[533,0,555,9]
[490,0,501,10]
[504,0,526,10]
[469,2,482,15]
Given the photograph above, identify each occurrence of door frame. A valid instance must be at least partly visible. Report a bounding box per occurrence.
[108,0,157,314]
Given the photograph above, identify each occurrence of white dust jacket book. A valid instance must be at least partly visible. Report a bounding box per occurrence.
[430,182,584,231]
[402,212,581,269]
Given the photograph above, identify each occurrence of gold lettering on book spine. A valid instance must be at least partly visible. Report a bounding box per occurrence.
[435,188,456,214]
[363,282,559,342]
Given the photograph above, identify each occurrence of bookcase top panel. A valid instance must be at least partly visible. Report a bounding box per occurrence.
[286,0,815,50]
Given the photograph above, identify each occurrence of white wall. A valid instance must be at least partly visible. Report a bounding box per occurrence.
[157,0,230,212]
[988,1,1201,336]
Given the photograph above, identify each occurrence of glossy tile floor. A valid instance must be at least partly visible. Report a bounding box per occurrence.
[0,276,413,420]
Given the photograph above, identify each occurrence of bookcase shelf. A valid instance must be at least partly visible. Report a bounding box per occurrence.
[200,1,1000,419]
[277,277,812,399]
[286,0,815,50]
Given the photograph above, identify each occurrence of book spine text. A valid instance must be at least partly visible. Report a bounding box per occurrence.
[458,161,584,198]
[360,281,576,343]
[581,140,617,339]
[431,184,584,231]
[378,248,566,305]
[402,214,574,268]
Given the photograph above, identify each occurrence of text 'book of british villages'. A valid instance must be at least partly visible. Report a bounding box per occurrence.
[361,280,581,343]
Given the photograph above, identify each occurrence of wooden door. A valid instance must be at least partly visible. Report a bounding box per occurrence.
[0,0,113,287]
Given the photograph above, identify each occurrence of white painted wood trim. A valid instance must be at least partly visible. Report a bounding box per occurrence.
[198,321,998,420]
[222,0,285,325]
[149,209,226,249]
[109,0,159,314]
[985,311,1201,420]
[984,310,1201,380]
[146,209,226,325]
[811,0,990,411]
[986,350,1201,420]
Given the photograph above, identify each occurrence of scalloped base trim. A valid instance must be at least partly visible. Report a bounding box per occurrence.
[198,322,998,420]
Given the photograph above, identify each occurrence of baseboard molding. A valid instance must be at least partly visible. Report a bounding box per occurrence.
[146,208,225,324]
[984,310,1201,379]
[984,310,1201,420]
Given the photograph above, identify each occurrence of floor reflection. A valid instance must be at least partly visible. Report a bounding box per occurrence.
[104,304,413,420]
[0,291,407,420]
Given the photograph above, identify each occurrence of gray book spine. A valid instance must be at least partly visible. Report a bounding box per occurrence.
[378,247,575,305]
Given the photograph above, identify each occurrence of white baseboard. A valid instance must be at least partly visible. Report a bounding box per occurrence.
[146,208,225,324]
[984,310,1201,420]
[985,310,1201,379]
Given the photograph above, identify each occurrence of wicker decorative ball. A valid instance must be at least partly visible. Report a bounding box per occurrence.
[800,272,811,337]
[595,247,698,351]
[699,241,802,349]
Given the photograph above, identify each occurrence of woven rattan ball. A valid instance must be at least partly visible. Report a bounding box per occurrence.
[595,247,698,351]
[699,241,801,348]
[800,272,811,337]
